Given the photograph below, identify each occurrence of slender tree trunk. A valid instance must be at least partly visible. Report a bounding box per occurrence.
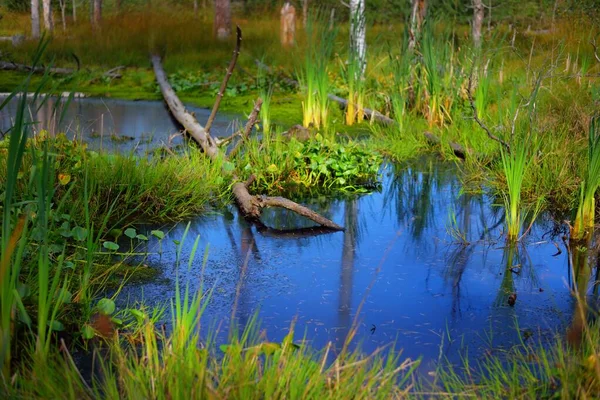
[214,0,231,39]
[42,0,53,33]
[92,0,102,28]
[193,0,198,16]
[31,0,40,39]
[72,0,77,22]
[58,0,67,31]
[302,0,308,26]
[349,0,366,76]
[472,0,484,49]
[408,0,426,52]
[487,0,492,31]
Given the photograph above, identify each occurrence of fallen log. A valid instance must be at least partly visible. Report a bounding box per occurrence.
[151,29,343,232]
[423,131,469,159]
[0,60,74,75]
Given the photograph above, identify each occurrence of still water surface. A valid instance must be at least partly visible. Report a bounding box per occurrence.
[0,94,238,152]
[118,161,595,370]
[3,95,596,370]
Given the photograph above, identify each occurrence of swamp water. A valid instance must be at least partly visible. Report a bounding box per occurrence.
[121,161,599,371]
[0,94,238,152]
[2,95,598,372]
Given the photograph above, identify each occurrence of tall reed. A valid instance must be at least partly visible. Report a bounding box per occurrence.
[500,143,530,242]
[341,54,367,126]
[298,11,337,131]
[572,117,600,240]
[257,64,273,134]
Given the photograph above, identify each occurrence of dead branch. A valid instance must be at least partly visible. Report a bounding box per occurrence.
[205,25,242,137]
[228,98,263,159]
[467,69,511,153]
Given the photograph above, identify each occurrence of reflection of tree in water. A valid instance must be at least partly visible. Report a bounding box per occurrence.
[443,244,475,320]
[336,199,359,347]
[566,239,598,347]
[382,159,456,245]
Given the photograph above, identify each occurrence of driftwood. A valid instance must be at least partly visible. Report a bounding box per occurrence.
[151,28,343,232]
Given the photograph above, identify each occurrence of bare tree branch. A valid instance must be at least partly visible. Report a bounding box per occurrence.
[205,25,242,138]
[228,98,263,159]
[467,67,511,153]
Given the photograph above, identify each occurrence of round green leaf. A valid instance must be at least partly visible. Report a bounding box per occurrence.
[71,226,88,241]
[96,298,116,315]
[81,324,95,340]
[48,320,65,332]
[124,228,137,239]
[103,241,120,251]
[151,230,165,240]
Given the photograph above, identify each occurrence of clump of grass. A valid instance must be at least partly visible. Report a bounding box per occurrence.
[341,53,367,126]
[572,116,600,240]
[500,143,531,242]
[298,11,337,131]
[257,63,274,134]
[419,25,458,127]
[0,134,228,226]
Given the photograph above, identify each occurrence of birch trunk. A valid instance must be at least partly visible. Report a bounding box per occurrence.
[92,0,102,28]
[59,0,66,31]
[302,0,308,26]
[72,0,77,22]
[42,0,53,33]
[472,0,484,49]
[349,0,366,76]
[408,0,426,52]
[31,0,40,39]
[214,0,232,39]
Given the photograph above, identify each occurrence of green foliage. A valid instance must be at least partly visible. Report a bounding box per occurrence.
[239,134,381,194]
[298,11,337,131]
[572,117,600,240]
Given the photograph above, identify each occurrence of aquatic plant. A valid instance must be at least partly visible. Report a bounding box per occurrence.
[257,65,274,134]
[572,117,600,240]
[239,133,382,194]
[500,143,530,242]
[341,50,367,126]
[420,25,456,127]
[474,60,491,120]
[298,11,337,131]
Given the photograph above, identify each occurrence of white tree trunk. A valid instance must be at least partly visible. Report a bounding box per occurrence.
[31,0,40,39]
[408,0,426,52]
[302,0,308,26]
[472,0,484,49]
[42,0,53,33]
[214,0,231,39]
[72,0,77,22]
[59,0,67,31]
[349,0,366,76]
[92,0,102,28]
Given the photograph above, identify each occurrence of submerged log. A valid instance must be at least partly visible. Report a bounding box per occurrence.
[151,32,343,232]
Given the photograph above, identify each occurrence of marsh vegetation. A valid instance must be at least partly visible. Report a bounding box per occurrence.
[1,0,600,398]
